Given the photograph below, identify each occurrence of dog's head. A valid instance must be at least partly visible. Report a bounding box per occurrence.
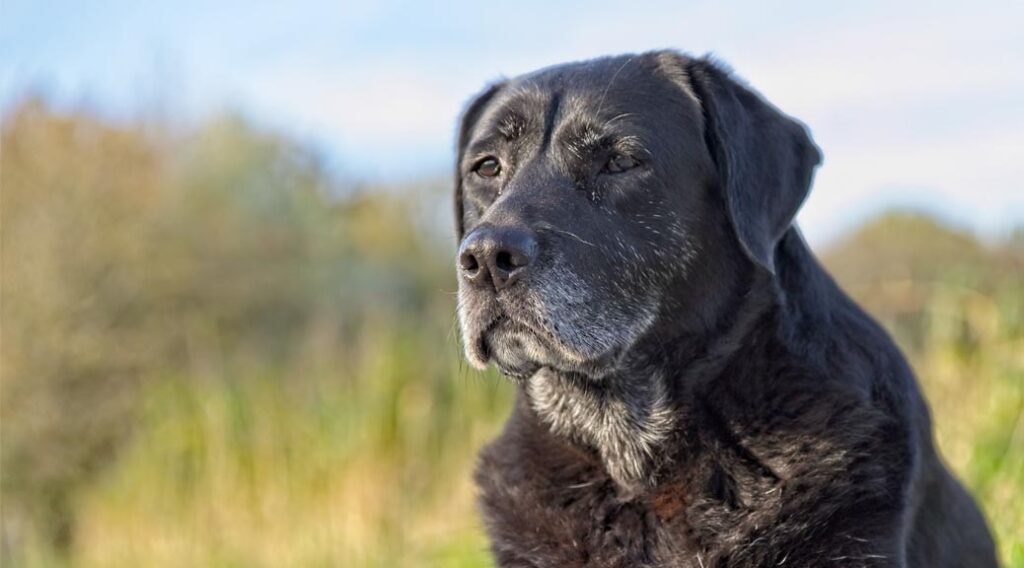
[454,51,820,381]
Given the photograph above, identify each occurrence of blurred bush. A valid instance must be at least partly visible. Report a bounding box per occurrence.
[1,100,1020,566]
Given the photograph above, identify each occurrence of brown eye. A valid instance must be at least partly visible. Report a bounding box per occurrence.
[604,154,638,174]
[475,157,502,178]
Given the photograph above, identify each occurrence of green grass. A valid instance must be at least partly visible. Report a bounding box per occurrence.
[66,334,511,567]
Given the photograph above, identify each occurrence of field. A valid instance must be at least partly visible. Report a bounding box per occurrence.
[2,100,1021,566]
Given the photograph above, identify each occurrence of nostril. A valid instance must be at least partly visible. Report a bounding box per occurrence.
[459,252,480,273]
[495,249,531,273]
[495,251,515,272]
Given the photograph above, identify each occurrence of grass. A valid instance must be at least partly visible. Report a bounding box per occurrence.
[13,290,1016,567]
[66,330,512,567]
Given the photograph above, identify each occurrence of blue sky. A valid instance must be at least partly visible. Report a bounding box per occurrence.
[4,0,1022,245]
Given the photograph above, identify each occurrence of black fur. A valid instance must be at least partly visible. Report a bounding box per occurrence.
[453,50,998,567]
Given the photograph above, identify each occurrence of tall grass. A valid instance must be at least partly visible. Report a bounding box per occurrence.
[2,100,1021,566]
[71,333,511,567]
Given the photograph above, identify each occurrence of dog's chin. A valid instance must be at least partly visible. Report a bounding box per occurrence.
[466,319,627,382]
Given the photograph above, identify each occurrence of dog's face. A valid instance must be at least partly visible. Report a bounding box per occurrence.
[454,52,821,381]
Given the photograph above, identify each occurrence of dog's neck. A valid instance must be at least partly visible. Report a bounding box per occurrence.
[523,262,780,493]
[525,367,675,491]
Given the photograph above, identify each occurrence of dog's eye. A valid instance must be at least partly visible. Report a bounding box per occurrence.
[604,154,639,174]
[474,157,502,178]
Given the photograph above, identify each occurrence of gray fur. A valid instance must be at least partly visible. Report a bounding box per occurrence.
[527,368,674,490]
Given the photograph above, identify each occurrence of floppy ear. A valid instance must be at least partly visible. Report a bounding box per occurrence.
[687,58,821,274]
[454,82,505,239]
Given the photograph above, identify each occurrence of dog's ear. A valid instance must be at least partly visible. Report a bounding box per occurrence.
[687,58,821,274]
[454,81,505,239]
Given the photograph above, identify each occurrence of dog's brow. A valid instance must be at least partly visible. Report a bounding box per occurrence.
[497,113,528,140]
[466,134,501,152]
[561,119,649,160]
[562,124,605,159]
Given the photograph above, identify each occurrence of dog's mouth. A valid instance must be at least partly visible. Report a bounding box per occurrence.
[467,307,629,381]
[472,313,542,380]
[458,268,660,381]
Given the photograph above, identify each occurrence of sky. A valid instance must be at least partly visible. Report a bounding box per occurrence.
[3,0,1022,245]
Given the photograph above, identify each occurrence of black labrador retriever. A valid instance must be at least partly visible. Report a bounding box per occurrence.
[453,50,998,567]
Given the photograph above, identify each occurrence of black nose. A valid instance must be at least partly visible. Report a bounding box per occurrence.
[458,226,537,291]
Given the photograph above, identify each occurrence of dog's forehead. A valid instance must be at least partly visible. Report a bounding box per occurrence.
[518,55,660,97]
[473,54,701,147]
[508,58,666,118]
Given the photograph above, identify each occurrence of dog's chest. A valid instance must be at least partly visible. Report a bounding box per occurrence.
[476,431,786,568]
[477,369,902,566]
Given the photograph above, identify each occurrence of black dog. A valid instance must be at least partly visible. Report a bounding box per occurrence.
[453,51,997,567]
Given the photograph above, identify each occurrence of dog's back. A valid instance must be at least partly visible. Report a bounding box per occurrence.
[775,232,999,568]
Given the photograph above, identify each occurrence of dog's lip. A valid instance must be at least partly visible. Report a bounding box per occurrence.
[484,320,544,380]
[471,308,625,380]
[487,312,552,349]
[477,312,550,371]
[496,360,541,381]
[476,314,506,361]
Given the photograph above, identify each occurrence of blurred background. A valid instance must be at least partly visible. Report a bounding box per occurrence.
[2,1,1021,566]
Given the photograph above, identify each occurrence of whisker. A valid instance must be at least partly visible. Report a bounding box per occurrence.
[536,223,597,248]
[596,56,636,116]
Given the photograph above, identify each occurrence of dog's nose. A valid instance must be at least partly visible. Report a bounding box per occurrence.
[458,226,537,291]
